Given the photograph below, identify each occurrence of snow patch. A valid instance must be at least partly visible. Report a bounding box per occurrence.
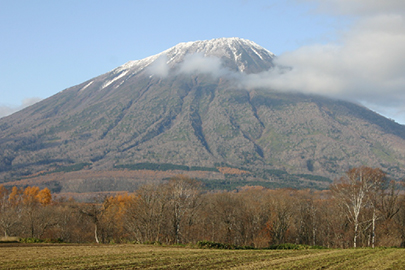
[80,81,94,92]
[115,80,125,89]
[251,47,264,60]
[102,70,128,89]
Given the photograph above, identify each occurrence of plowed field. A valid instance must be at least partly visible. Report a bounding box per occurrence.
[1,244,404,269]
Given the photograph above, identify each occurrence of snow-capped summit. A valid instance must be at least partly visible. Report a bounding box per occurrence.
[114,37,275,76]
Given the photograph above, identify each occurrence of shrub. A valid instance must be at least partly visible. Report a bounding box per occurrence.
[197,240,235,249]
[19,238,44,243]
[197,241,254,250]
[142,241,162,246]
[268,243,327,250]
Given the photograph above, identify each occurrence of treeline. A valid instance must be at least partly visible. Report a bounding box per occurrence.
[1,167,404,248]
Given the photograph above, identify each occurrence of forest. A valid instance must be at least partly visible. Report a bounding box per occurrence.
[1,166,404,249]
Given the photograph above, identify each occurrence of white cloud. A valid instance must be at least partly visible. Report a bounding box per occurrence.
[22,97,42,108]
[177,53,224,75]
[244,14,405,104]
[0,106,15,119]
[0,97,42,119]
[147,54,170,77]
[241,1,405,124]
[297,0,405,16]
[146,52,232,78]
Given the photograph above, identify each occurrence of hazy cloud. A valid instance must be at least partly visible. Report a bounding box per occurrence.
[147,52,232,78]
[147,54,170,77]
[0,97,42,119]
[177,53,224,75]
[296,0,405,16]
[0,106,15,119]
[243,14,405,104]
[242,1,405,124]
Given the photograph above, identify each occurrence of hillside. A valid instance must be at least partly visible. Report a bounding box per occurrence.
[1,37,405,191]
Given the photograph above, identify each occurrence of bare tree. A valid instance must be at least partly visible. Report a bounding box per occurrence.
[0,185,20,237]
[394,193,405,247]
[125,183,171,243]
[294,190,319,246]
[331,166,386,248]
[266,190,295,245]
[207,191,247,246]
[76,196,113,244]
[367,179,399,247]
[166,175,202,244]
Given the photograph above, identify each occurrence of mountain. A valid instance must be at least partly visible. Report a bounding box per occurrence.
[1,37,405,193]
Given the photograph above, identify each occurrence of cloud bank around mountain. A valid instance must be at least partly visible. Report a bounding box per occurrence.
[260,0,405,123]
[145,0,405,124]
[243,13,405,104]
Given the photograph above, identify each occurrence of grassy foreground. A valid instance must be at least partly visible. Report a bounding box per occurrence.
[0,243,404,269]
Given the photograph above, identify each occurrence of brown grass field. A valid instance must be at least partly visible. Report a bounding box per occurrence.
[0,243,405,269]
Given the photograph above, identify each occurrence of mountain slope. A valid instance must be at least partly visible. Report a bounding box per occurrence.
[1,37,405,191]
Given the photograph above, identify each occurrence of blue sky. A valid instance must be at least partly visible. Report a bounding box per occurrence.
[1,0,404,124]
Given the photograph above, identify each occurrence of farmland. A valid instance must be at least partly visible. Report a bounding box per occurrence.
[0,244,404,269]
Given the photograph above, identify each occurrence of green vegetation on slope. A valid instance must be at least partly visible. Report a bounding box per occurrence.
[114,162,220,172]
